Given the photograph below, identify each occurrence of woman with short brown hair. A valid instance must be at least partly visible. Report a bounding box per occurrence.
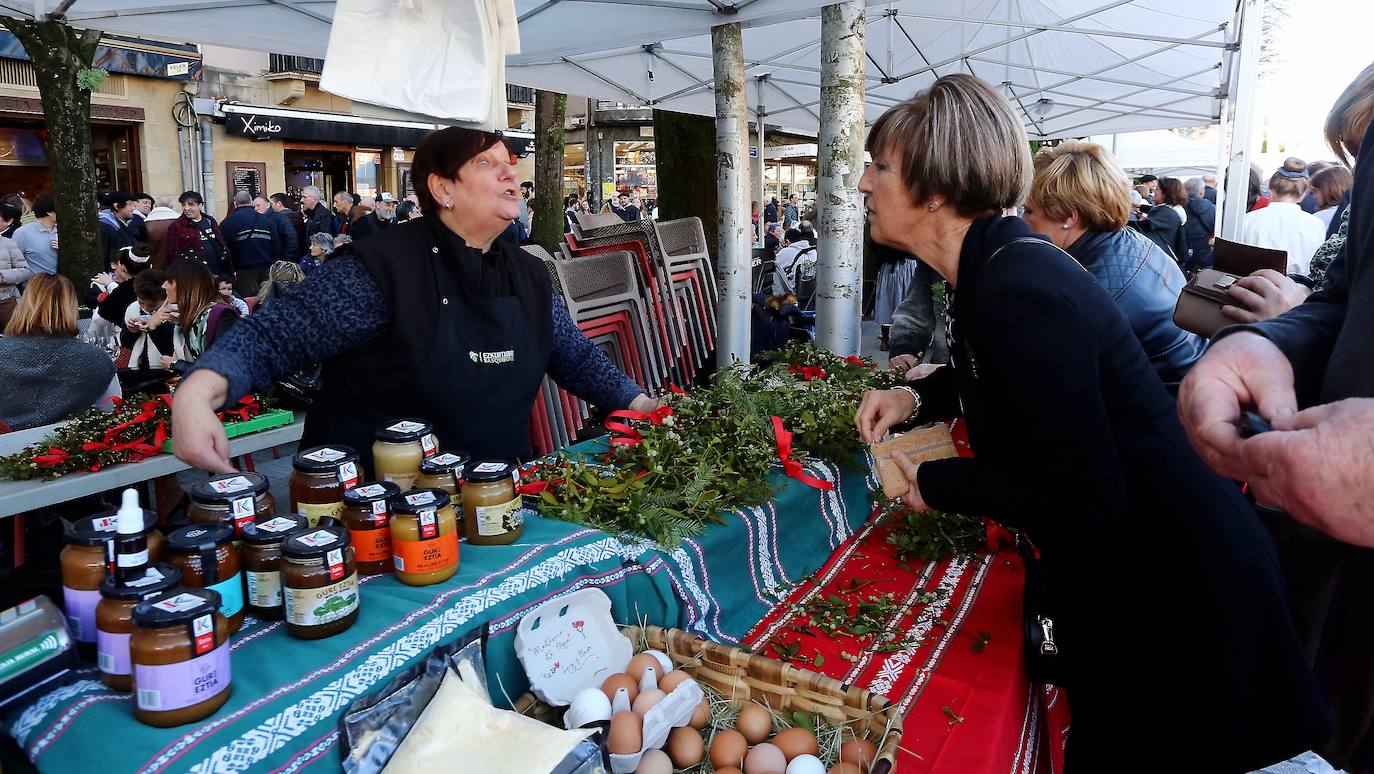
[0,274,118,430]
[1140,176,1191,263]
[854,73,1328,769]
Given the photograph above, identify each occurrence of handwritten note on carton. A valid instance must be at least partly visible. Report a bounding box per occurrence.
[514,588,633,706]
[871,424,958,499]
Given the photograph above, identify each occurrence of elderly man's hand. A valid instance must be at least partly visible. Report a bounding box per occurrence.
[1177,332,1297,481]
[1241,398,1374,547]
[1220,270,1312,324]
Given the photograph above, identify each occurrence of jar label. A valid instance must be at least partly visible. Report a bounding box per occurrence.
[353,484,388,498]
[297,501,343,528]
[297,529,340,548]
[420,434,437,456]
[404,490,436,506]
[134,645,230,712]
[284,573,358,627]
[326,548,345,581]
[370,500,388,519]
[117,547,149,568]
[257,516,299,533]
[472,462,506,474]
[207,476,254,494]
[429,453,462,467]
[206,574,244,619]
[348,526,392,563]
[383,473,419,493]
[230,497,255,535]
[151,592,204,614]
[474,498,523,537]
[191,613,215,655]
[339,461,360,489]
[393,532,458,576]
[246,570,282,608]
[61,586,100,643]
[418,509,438,539]
[96,629,131,676]
[302,447,346,463]
[386,421,426,434]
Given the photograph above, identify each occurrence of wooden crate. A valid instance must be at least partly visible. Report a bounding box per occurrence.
[516,625,903,774]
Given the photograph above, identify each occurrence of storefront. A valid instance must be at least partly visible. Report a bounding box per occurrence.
[0,112,141,198]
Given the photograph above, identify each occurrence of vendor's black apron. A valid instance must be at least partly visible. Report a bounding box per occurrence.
[301,217,552,475]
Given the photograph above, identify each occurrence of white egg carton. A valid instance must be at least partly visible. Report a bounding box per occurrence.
[514,588,705,774]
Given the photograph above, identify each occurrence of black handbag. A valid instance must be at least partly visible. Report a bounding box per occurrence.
[1018,534,1065,686]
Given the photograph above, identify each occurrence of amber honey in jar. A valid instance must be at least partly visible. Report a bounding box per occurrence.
[463,461,525,545]
[416,451,468,517]
[96,563,181,691]
[61,510,164,646]
[130,589,232,727]
[163,524,245,634]
[388,488,459,586]
[290,445,361,526]
[341,482,400,576]
[280,526,359,640]
[371,419,438,491]
[188,473,276,539]
[240,515,307,619]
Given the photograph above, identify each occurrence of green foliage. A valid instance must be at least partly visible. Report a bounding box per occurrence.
[877,492,985,562]
[75,67,107,92]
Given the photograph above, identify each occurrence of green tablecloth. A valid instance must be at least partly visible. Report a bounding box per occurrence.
[5,456,874,773]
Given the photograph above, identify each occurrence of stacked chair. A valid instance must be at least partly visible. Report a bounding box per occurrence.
[519,213,719,456]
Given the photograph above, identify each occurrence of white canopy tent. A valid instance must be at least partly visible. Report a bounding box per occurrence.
[1089,128,1223,177]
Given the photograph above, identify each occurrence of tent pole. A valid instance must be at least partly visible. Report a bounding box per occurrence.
[815,0,866,356]
[756,75,766,247]
[713,21,751,367]
[1219,0,1263,240]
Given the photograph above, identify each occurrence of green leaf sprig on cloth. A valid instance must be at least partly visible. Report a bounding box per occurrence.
[874,490,986,562]
[524,343,901,547]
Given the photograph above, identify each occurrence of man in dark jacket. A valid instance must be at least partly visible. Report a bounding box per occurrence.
[164,190,229,273]
[271,192,307,253]
[254,195,298,264]
[98,191,139,265]
[220,191,280,296]
[300,185,336,238]
[349,193,393,240]
[1182,177,1216,272]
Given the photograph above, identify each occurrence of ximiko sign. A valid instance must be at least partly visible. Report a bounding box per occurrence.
[235,114,283,138]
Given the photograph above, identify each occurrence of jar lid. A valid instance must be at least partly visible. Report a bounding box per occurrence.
[464,460,515,484]
[132,587,221,628]
[292,445,359,473]
[342,481,400,505]
[190,472,270,504]
[420,452,469,476]
[100,563,182,601]
[374,418,433,443]
[281,525,350,559]
[165,523,234,553]
[389,488,451,514]
[65,509,158,547]
[241,514,308,545]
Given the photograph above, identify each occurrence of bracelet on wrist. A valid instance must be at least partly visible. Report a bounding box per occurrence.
[891,384,923,425]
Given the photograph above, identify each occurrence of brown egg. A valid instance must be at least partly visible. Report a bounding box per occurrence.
[828,764,862,774]
[632,688,666,716]
[708,728,748,770]
[665,727,705,768]
[839,738,877,772]
[635,748,673,774]
[773,727,820,761]
[658,669,693,694]
[607,711,643,755]
[627,652,662,683]
[715,769,745,774]
[735,702,773,744]
[601,673,640,704]
[743,742,787,774]
[689,698,711,729]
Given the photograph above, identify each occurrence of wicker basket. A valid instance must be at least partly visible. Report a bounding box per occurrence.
[515,625,903,774]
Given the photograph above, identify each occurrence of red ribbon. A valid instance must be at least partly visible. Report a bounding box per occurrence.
[983,519,1015,552]
[605,406,675,446]
[770,415,834,491]
[33,447,70,467]
[844,355,866,368]
[218,395,262,423]
[788,364,827,381]
[667,384,687,396]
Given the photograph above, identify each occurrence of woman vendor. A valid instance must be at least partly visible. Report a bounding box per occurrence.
[171,127,653,474]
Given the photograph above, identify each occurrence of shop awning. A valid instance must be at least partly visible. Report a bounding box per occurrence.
[217,102,535,152]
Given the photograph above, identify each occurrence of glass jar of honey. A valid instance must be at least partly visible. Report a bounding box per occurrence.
[96,563,181,691]
[463,461,524,545]
[188,473,275,539]
[417,451,468,505]
[240,515,307,619]
[130,589,232,727]
[341,482,400,576]
[163,524,245,635]
[371,419,438,492]
[388,488,459,586]
[61,510,164,647]
[279,526,359,640]
[289,445,361,526]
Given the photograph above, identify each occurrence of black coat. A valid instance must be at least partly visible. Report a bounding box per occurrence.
[909,217,1329,770]
[302,203,336,239]
[1140,204,1190,265]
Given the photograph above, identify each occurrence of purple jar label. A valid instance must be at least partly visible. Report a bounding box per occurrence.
[62,586,100,643]
[134,645,231,711]
[97,630,131,676]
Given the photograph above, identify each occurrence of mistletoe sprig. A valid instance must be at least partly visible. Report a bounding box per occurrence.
[874,491,985,562]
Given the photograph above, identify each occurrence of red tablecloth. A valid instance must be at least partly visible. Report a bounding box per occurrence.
[744,512,1071,772]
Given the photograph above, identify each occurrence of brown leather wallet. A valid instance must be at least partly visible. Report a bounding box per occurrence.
[1173,268,1240,337]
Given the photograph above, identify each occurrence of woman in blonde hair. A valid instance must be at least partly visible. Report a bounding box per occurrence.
[0,274,118,430]
[1022,140,1203,386]
[853,73,1327,770]
[1240,157,1329,274]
